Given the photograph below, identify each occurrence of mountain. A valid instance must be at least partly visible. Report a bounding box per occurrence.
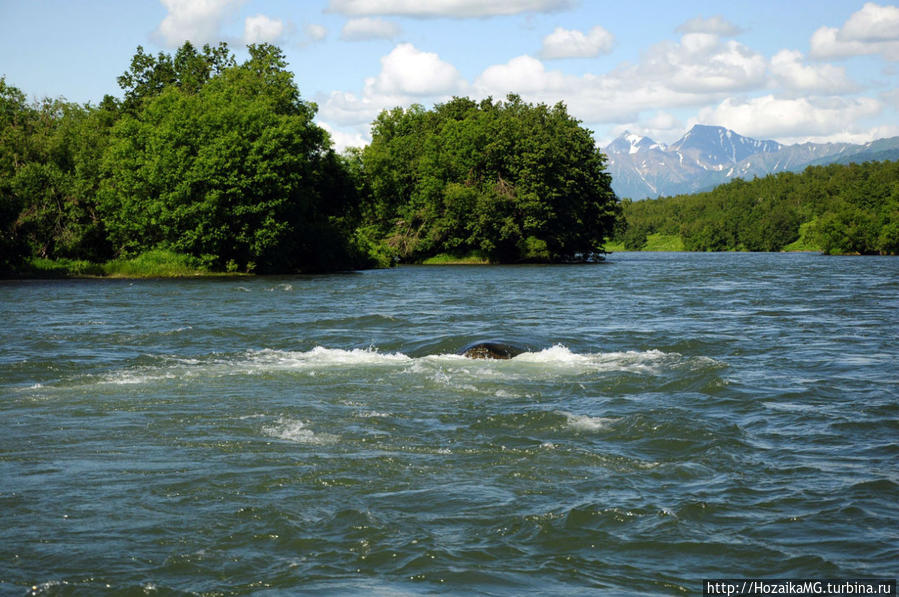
[603,125,899,200]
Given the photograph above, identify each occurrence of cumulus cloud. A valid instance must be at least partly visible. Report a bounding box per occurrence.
[810,2,899,60]
[319,43,466,127]
[676,15,742,37]
[475,57,700,125]
[841,2,899,42]
[327,0,573,18]
[472,32,771,127]
[341,17,401,40]
[539,26,614,59]
[637,34,766,93]
[368,43,465,95]
[318,90,388,126]
[697,94,883,141]
[243,14,286,44]
[318,122,370,152]
[324,31,766,133]
[155,0,244,47]
[476,55,569,93]
[319,16,893,147]
[770,49,856,93]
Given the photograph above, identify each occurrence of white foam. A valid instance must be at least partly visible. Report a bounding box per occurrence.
[71,346,705,391]
[102,370,178,385]
[563,412,618,432]
[249,347,411,370]
[513,345,674,375]
[262,417,334,444]
[265,283,293,292]
[513,344,592,364]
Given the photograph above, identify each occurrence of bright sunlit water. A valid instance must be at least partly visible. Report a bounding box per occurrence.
[1,252,897,595]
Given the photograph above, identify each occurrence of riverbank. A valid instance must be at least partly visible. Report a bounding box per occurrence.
[606,233,825,253]
[4,250,237,279]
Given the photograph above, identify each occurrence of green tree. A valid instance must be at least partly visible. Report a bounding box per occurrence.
[117,42,235,112]
[361,95,619,263]
[0,77,29,270]
[616,160,899,255]
[1,79,116,269]
[100,43,355,273]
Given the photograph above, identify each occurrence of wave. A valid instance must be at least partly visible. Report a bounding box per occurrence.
[35,345,721,392]
[262,417,336,444]
[562,412,618,432]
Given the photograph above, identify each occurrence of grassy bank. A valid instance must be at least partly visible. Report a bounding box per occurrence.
[606,233,686,252]
[16,250,222,279]
[419,252,491,265]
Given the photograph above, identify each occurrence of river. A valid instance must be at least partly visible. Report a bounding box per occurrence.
[1,252,897,595]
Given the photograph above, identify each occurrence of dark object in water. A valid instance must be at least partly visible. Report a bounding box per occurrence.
[459,341,527,360]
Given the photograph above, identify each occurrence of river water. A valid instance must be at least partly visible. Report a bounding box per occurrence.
[1,252,897,595]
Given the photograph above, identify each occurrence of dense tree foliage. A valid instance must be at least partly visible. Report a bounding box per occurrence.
[100,43,358,272]
[117,42,235,112]
[2,44,364,275]
[361,96,619,263]
[616,161,899,255]
[1,77,116,269]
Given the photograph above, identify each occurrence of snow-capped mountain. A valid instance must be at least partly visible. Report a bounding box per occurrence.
[667,125,782,171]
[605,132,666,155]
[603,125,899,200]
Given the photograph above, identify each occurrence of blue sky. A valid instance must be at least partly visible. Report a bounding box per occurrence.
[2,0,898,150]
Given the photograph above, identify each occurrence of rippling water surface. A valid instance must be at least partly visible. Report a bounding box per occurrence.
[1,253,897,595]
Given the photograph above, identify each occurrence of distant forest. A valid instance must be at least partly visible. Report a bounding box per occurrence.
[0,42,618,276]
[615,160,899,255]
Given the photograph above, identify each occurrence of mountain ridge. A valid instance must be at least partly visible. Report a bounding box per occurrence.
[603,125,899,200]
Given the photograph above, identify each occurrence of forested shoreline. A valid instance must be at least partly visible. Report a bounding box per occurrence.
[3,42,897,278]
[1,42,619,277]
[613,160,899,255]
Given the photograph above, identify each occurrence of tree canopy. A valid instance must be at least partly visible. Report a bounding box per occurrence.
[360,95,619,263]
[1,43,364,275]
[615,160,899,255]
[100,43,357,273]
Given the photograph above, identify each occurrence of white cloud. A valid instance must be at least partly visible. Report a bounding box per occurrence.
[341,17,401,41]
[305,24,328,41]
[770,49,856,93]
[243,14,285,44]
[696,95,883,141]
[841,2,899,42]
[473,32,770,127]
[676,15,742,37]
[155,0,243,47]
[476,55,568,93]
[319,16,894,147]
[475,56,701,124]
[810,3,899,60]
[368,43,465,95]
[319,43,466,127]
[318,122,370,152]
[327,0,573,18]
[637,34,767,93]
[539,26,614,59]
